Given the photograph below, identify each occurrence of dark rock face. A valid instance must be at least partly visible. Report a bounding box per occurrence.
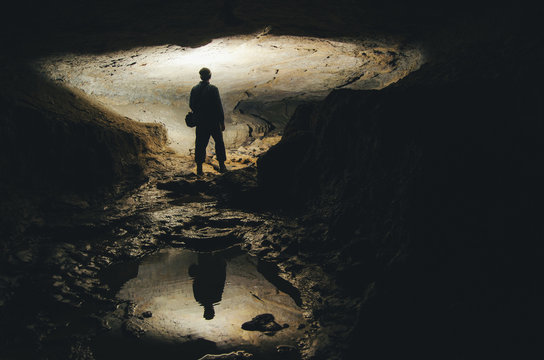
[0,66,167,194]
[258,43,544,358]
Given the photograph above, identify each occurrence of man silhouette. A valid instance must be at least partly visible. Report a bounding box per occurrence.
[190,67,227,175]
[188,253,227,320]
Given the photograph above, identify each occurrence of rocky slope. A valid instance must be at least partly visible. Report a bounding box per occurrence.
[0,64,168,193]
[257,10,544,359]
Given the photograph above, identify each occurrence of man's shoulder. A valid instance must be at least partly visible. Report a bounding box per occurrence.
[203,84,218,92]
[191,82,217,91]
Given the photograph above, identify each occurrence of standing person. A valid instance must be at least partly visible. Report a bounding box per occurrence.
[190,67,227,175]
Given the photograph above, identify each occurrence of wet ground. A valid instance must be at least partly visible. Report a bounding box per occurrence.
[0,145,335,360]
[95,247,304,360]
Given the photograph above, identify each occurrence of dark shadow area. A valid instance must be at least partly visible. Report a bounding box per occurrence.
[98,259,140,296]
[158,232,242,252]
[157,179,210,195]
[92,334,218,360]
[0,64,166,200]
[258,70,544,358]
[257,260,302,307]
[2,0,480,59]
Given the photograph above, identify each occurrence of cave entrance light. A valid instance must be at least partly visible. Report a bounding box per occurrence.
[33,35,424,154]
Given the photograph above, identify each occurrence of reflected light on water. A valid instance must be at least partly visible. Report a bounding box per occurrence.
[116,247,304,351]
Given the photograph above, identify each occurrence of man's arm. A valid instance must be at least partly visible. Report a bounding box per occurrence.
[214,87,225,130]
[189,87,197,112]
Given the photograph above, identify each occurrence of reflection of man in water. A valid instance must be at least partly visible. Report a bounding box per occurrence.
[188,253,227,320]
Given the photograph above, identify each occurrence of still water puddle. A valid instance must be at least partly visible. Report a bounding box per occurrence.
[95,247,304,359]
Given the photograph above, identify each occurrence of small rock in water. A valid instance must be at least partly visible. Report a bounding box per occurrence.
[100,319,111,330]
[15,250,33,263]
[142,311,152,318]
[125,302,137,318]
[197,351,253,360]
[276,345,297,353]
[122,318,146,338]
[241,313,284,332]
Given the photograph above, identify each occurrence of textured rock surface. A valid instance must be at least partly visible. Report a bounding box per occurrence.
[257,22,544,360]
[198,351,254,360]
[33,35,423,154]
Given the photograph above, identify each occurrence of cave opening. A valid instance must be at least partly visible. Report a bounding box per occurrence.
[33,34,423,158]
[1,2,541,360]
[2,32,427,360]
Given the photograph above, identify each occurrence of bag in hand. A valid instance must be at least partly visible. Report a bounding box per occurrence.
[185,111,197,128]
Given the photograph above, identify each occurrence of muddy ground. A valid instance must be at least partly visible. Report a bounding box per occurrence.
[0,142,352,360]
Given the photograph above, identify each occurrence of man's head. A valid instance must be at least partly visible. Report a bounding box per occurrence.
[203,304,215,320]
[199,67,211,81]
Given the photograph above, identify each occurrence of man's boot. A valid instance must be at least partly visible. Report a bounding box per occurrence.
[219,161,227,173]
[196,163,203,176]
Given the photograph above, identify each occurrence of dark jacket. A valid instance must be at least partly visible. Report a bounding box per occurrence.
[189,81,224,128]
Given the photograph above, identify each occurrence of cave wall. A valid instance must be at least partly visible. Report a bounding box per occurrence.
[257,15,544,357]
[0,65,167,194]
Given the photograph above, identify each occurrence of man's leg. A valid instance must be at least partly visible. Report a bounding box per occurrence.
[211,127,227,172]
[195,126,210,175]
